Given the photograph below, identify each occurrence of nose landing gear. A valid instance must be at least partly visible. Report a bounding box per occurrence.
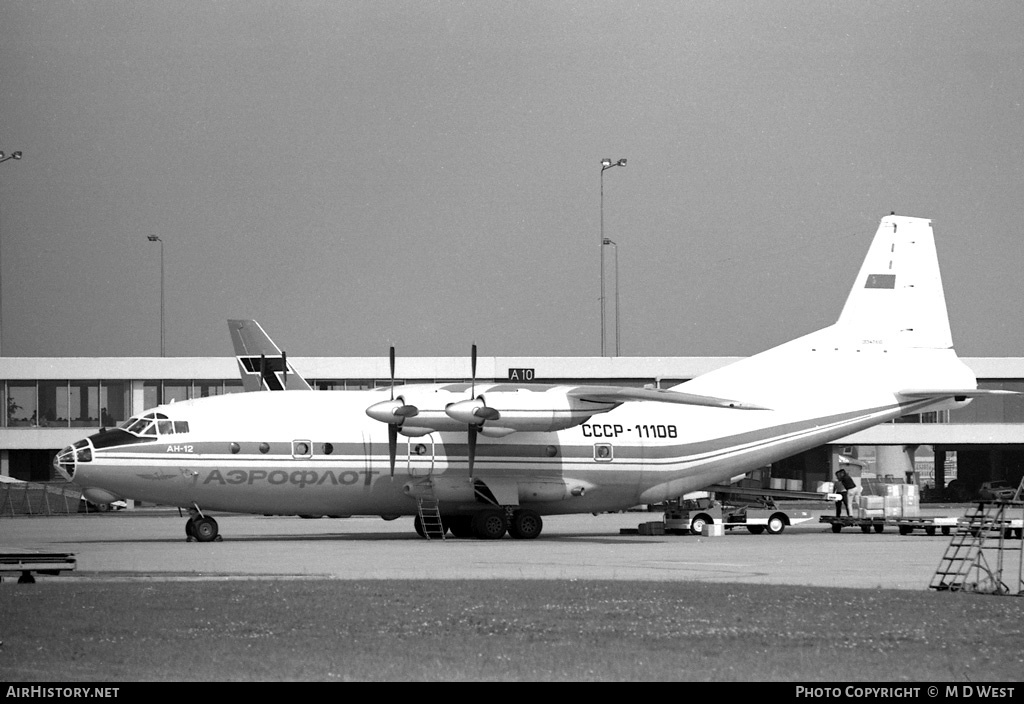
[185,506,221,542]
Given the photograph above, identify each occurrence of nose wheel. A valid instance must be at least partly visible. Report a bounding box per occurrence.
[186,514,221,542]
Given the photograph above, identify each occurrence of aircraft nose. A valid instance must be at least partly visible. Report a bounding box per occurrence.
[54,440,93,481]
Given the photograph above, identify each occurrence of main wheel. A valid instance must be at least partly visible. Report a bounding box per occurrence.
[413,515,426,539]
[766,514,786,535]
[472,508,508,540]
[873,523,884,533]
[447,515,475,539]
[832,524,842,533]
[860,524,871,533]
[191,516,219,543]
[509,509,543,540]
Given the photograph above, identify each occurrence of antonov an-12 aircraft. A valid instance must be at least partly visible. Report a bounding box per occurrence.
[57,215,1001,542]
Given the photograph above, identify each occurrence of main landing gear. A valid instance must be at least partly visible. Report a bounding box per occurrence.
[184,507,222,543]
[421,508,544,540]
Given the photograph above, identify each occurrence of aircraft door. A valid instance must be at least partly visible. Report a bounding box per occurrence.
[407,437,434,477]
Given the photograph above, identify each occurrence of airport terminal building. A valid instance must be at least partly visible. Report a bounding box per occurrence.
[2,355,1022,502]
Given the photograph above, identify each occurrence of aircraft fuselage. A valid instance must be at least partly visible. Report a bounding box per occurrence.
[58,380,954,520]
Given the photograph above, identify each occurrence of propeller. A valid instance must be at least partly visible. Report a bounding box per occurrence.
[468,344,478,476]
[463,344,499,476]
[385,347,397,478]
[386,346,419,476]
[365,346,419,476]
[470,344,478,476]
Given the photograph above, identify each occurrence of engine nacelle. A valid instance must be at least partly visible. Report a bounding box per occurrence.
[375,385,616,436]
[462,389,608,433]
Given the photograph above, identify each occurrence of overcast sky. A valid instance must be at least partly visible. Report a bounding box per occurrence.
[1,1,1021,360]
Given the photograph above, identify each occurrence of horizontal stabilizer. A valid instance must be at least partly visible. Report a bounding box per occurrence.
[897,388,1020,399]
[228,319,312,392]
[568,385,771,410]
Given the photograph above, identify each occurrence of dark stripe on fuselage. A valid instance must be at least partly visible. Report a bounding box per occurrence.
[89,399,930,470]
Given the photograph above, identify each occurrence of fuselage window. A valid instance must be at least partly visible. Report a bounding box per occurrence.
[259,442,270,454]
[174,421,189,434]
[229,442,240,454]
[322,443,334,455]
[157,420,173,435]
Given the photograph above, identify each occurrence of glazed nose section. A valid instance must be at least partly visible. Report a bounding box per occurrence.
[54,440,93,481]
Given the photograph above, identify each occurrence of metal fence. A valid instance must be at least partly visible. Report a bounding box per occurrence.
[0,481,84,517]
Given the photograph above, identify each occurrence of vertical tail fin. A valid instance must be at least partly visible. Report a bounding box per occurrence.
[679,214,975,407]
[836,215,953,350]
[228,319,312,391]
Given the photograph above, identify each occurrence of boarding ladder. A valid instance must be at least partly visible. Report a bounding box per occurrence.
[930,477,1024,595]
[416,494,446,541]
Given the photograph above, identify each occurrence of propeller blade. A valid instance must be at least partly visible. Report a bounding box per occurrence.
[468,344,480,476]
[389,346,396,401]
[388,424,398,477]
[282,351,287,386]
[471,343,477,398]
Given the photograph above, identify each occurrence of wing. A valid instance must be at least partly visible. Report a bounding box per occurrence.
[566,384,771,411]
[367,382,769,438]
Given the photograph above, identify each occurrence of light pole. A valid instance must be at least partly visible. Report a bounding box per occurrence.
[605,238,621,356]
[0,150,23,357]
[600,157,626,356]
[147,236,164,357]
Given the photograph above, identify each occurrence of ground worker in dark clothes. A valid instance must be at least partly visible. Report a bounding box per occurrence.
[835,468,856,517]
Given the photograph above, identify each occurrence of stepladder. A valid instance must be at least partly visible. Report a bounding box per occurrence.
[930,478,1024,595]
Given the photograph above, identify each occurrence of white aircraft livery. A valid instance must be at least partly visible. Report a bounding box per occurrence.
[57,215,996,542]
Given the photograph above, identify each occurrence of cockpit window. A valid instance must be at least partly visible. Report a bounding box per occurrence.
[121,417,151,434]
[120,413,188,437]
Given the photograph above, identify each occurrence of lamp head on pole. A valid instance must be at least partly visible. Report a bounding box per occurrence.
[601,157,627,171]
[147,235,161,243]
[0,151,23,163]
